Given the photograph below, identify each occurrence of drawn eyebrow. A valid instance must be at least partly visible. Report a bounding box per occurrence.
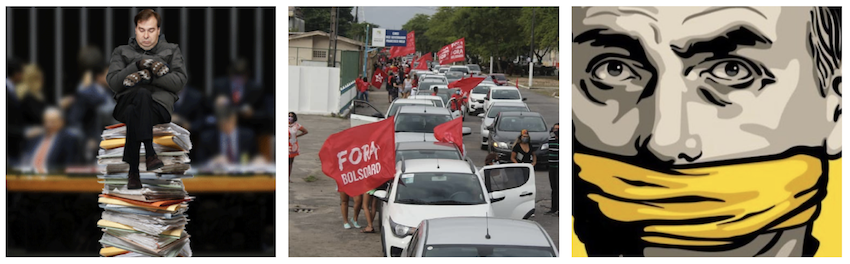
[587,8,659,22]
[573,28,645,64]
[671,26,773,59]
[682,6,768,24]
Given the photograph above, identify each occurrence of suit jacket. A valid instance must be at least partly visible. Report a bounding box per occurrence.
[6,86,24,163]
[22,129,81,172]
[212,77,262,108]
[197,127,256,165]
[173,85,206,129]
[69,83,116,140]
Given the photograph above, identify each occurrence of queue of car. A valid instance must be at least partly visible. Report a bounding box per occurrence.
[349,66,556,257]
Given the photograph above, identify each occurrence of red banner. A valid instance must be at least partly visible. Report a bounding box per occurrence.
[371,68,388,89]
[448,77,485,96]
[320,118,397,197]
[389,31,416,59]
[438,38,465,65]
[414,53,433,70]
[433,117,464,155]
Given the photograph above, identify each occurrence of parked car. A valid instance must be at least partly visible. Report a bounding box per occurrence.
[490,73,508,86]
[445,71,465,84]
[387,99,437,118]
[486,111,549,170]
[374,159,536,256]
[396,141,465,162]
[478,101,529,149]
[449,65,471,77]
[467,84,495,115]
[466,64,482,76]
[407,95,445,108]
[350,103,471,143]
[401,217,558,257]
[438,66,451,75]
[482,87,526,113]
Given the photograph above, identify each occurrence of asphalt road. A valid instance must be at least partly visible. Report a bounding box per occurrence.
[288,87,561,257]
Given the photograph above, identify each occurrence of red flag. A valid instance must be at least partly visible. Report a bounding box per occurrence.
[320,118,397,197]
[433,117,464,155]
[438,38,465,65]
[414,53,433,70]
[448,77,485,95]
[371,68,388,89]
[389,31,416,58]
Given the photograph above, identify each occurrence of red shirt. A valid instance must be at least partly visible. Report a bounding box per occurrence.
[356,79,368,92]
[450,93,464,111]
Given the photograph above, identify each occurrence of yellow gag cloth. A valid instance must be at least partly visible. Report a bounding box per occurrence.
[574,153,827,247]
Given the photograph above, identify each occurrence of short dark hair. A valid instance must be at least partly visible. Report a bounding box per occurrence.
[289,112,298,122]
[78,45,106,75]
[135,9,161,28]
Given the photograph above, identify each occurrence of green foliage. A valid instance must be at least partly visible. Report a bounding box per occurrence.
[519,7,558,62]
[349,22,381,43]
[301,7,357,39]
[402,14,431,53]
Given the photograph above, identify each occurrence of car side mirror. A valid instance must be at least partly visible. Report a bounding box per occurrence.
[490,191,506,203]
[477,113,484,118]
[462,127,472,135]
[373,190,388,202]
[522,98,527,101]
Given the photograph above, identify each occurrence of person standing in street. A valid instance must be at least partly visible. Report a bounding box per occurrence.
[289,112,308,182]
[546,123,559,215]
[107,9,185,189]
[510,129,536,166]
[402,74,412,99]
[386,72,395,103]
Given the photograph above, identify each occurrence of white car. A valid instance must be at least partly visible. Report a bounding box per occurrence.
[478,101,529,149]
[449,66,471,77]
[374,159,536,257]
[401,217,558,257]
[351,104,471,143]
[407,95,445,108]
[349,99,432,127]
[467,84,495,115]
[482,87,526,113]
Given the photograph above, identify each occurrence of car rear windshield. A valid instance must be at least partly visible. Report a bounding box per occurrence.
[498,116,547,132]
[467,65,481,71]
[389,103,427,117]
[488,106,528,118]
[423,78,447,84]
[450,68,469,74]
[472,86,491,94]
[493,75,506,81]
[395,113,453,133]
[396,150,461,162]
[423,245,555,257]
[491,90,520,99]
[394,173,486,205]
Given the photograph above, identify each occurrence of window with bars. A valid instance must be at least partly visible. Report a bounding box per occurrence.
[313,50,327,58]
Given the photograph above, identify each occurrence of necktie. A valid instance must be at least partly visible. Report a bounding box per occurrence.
[33,135,52,174]
[225,134,235,163]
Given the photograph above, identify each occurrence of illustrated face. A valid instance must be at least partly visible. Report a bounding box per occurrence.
[135,17,160,50]
[572,7,841,165]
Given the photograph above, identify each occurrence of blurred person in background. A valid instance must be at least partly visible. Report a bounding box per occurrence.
[355,74,368,102]
[402,74,412,99]
[21,107,81,174]
[17,64,48,130]
[213,57,263,125]
[107,9,186,189]
[7,57,25,166]
[198,96,258,166]
[69,45,118,164]
[172,84,205,131]
[386,71,395,103]
[547,123,559,215]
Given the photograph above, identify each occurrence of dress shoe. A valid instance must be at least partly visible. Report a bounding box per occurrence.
[127,171,142,190]
[146,154,164,171]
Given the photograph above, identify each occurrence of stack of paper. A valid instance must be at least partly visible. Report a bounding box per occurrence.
[96,123,195,257]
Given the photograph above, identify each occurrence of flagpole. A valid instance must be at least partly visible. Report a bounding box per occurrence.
[363,23,370,76]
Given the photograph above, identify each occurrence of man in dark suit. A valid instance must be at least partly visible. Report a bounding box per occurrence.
[197,104,257,166]
[212,57,263,125]
[7,57,25,167]
[68,65,118,164]
[172,85,206,131]
[22,107,81,173]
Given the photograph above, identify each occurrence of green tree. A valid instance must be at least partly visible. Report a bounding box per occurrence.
[519,7,558,63]
[402,14,431,54]
[300,7,357,39]
[348,22,380,43]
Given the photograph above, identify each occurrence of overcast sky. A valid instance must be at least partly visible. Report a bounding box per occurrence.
[351,6,439,30]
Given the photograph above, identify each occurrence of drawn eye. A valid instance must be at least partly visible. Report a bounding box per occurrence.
[591,60,638,85]
[707,60,754,87]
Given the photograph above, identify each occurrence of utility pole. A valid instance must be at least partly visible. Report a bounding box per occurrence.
[528,7,535,88]
[363,24,370,76]
[328,7,338,67]
[333,7,339,67]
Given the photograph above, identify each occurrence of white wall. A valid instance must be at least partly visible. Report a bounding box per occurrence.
[289,66,341,115]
